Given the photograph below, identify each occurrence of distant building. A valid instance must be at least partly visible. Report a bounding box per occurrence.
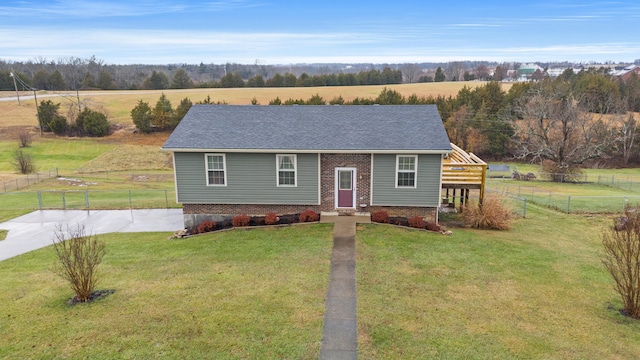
[517,63,544,81]
[612,65,640,82]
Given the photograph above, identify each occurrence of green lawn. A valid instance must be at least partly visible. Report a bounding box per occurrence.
[0,138,115,173]
[0,224,333,359]
[356,205,640,359]
[0,229,6,241]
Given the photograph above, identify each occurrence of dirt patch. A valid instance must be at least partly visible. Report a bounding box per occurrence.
[98,124,171,146]
[68,289,115,305]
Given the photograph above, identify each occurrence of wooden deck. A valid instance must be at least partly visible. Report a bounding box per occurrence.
[441,143,487,204]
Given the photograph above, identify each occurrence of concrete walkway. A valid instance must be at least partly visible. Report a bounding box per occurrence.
[0,209,184,262]
[319,215,370,360]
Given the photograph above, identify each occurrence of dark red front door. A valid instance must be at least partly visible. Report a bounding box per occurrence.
[337,169,353,208]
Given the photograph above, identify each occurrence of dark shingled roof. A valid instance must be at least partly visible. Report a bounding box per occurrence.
[162,105,452,152]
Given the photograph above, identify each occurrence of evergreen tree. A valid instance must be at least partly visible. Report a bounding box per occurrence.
[434,67,445,82]
[131,100,153,133]
[170,69,194,89]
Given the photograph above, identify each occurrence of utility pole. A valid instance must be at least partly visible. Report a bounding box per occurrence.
[33,89,42,135]
[9,71,20,105]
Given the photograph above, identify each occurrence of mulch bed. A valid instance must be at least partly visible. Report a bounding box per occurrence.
[68,289,115,305]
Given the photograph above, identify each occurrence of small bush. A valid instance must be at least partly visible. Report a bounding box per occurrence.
[18,130,32,148]
[426,222,442,232]
[299,210,320,223]
[371,211,390,223]
[197,221,216,234]
[232,214,251,227]
[408,216,426,229]
[12,149,35,174]
[265,212,279,225]
[48,114,69,135]
[51,224,106,303]
[463,194,512,230]
[602,208,640,318]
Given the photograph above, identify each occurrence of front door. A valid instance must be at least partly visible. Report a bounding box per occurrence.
[336,168,356,208]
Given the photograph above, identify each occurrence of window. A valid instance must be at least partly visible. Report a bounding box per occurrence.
[396,155,417,188]
[206,154,226,186]
[277,154,297,186]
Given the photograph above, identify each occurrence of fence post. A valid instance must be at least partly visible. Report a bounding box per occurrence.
[85,190,89,209]
[38,190,42,209]
[548,193,552,207]
[518,186,521,197]
[56,167,58,177]
[612,175,615,185]
[129,190,132,209]
[15,178,19,190]
[523,198,527,218]
[3,180,5,192]
[62,192,66,210]
[624,197,628,211]
[165,189,169,208]
[598,175,601,184]
[531,188,534,201]
[567,196,571,214]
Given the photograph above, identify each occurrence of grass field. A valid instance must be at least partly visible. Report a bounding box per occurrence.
[0,138,115,173]
[357,205,640,359]
[1,205,638,358]
[0,224,333,359]
[0,82,505,126]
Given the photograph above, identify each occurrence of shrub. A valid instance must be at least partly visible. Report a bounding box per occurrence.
[232,214,251,227]
[18,130,32,148]
[371,211,390,223]
[197,221,216,234]
[51,224,106,303]
[264,212,279,225]
[47,114,69,135]
[463,194,512,230]
[77,108,110,137]
[11,149,35,174]
[602,208,640,318]
[299,210,320,223]
[408,216,426,229]
[426,222,442,232]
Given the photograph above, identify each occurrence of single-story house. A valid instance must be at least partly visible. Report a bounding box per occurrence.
[162,105,453,228]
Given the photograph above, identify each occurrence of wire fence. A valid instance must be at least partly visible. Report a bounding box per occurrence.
[0,189,179,211]
[1,168,59,192]
[488,183,640,214]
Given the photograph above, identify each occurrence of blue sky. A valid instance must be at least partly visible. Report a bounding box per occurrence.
[1,0,639,65]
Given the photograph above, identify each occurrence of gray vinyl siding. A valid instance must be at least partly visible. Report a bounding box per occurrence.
[174,152,319,204]
[371,154,441,207]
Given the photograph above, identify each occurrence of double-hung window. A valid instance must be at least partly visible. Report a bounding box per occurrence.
[277,154,297,187]
[396,155,417,188]
[206,154,226,186]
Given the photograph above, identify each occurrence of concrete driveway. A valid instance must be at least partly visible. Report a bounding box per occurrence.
[0,209,184,262]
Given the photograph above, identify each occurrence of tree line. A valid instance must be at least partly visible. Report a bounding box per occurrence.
[156,68,635,180]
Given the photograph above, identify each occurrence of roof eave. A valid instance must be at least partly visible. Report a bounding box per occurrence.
[161,147,453,154]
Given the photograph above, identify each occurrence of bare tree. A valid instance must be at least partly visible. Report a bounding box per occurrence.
[51,224,106,303]
[445,61,465,81]
[402,64,422,83]
[512,83,614,181]
[616,113,638,165]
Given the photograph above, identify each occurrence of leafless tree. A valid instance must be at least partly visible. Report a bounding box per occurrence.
[512,83,615,180]
[446,61,465,81]
[615,113,638,165]
[402,64,422,83]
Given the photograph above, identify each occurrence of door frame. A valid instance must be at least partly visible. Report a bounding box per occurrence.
[334,167,357,209]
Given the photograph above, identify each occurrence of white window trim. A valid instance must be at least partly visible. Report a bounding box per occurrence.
[276,154,297,187]
[205,153,227,187]
[395,154,418,188]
